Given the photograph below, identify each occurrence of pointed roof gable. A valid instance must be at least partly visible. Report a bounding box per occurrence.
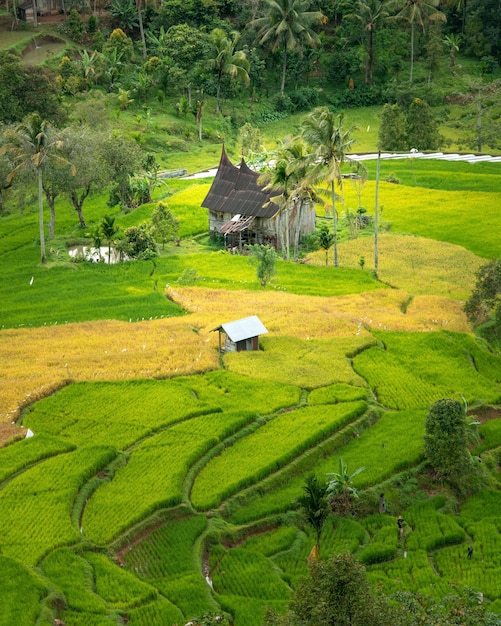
[201,146,240,212]
[202,146,279,219]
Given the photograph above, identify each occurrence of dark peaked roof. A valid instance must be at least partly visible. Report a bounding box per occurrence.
[202,146,279,219]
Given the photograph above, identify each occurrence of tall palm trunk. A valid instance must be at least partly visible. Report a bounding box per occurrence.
[368,27,374,85]
[409,20,414,82]
[331,180,338,267]
[293,199,303,262]
[280,42,287,96]
[136,0,146,59]
[285,202,290,261]
[37,169,46,264]
[374,151,380,271]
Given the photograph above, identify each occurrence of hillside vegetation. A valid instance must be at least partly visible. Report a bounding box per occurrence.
[1,0,501,624]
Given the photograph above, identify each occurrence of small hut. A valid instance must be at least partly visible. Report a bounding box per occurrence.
[212,316,268,353]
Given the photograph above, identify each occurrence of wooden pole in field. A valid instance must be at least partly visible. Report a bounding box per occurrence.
[374,150,381,272]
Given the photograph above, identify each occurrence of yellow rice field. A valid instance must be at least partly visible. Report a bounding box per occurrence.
[0,278,471,434]
[308,234,483,299]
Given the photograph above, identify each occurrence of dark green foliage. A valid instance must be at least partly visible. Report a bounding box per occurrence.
[295,474,329,552]
[393,588,501,625]
[329,84,384,109]
[379,98,443,151]
[152,0,218,31]
[118,223,158,260]
[87,14,98,34]
[0,52,64,125]
[317,222,334,266]
[464,259,501,333]
[265,553,393,626]
[424,399,471,486]
[151,201,180,248]
[406,97,443,151]
[466,0,501,64]
[67,9,84,43]
[109,0,139,33]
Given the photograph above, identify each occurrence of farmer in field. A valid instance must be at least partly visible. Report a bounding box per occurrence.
[379,493,386,514]
[397,515,404,540]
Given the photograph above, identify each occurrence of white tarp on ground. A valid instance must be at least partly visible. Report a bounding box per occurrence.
[186,152,500,179]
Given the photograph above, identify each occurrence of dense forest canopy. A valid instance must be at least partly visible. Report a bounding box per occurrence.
[1,0,501,127]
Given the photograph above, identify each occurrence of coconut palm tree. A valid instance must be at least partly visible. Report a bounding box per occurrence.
[260,139,321,261]
[345,0,392,85]
[260,156,293,260]
[206,29,250,114]
[300,106,359,267]
[327,457,366,515]
[296,474,329,555]
[390,0,446,83]
[249,0,324,96]
[0,114,74,264]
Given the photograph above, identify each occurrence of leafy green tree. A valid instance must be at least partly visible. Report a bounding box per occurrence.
[295,474,329,554]
[118,223,158,260]
[0,54,64,125]
[101,215,119,264]
[424,399,471,486]
[317,221,333,266]
[100,133,142,209]
[390,0,446,83]
[0,52,24,123]
[103,28,134,64]
[109,0,139,33]
[378,103,406,151]
[345,0,392,85]
[59,126,108,229]
[151,201,180,249]
[247,244,278,287]
[260,139,319,262]
[300,106,358,267]
[67,9,84,43]
[265,553,393,626]
[466,0,501,63]
[206,28,250,113]
[249,0,324,96]
[394,587,501,625]
[464,258,501,337]
[0,114,74,263]
[326,457,365,515]
[406,97,443,150]
[238,123,263,157]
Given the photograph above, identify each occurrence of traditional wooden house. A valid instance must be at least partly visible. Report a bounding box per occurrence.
[202,146,315,251]
[212,316,268,353]
[18,0,63,21]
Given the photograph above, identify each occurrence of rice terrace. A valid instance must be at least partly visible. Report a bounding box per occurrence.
[1,2,501,623]
[1,150,500,625]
